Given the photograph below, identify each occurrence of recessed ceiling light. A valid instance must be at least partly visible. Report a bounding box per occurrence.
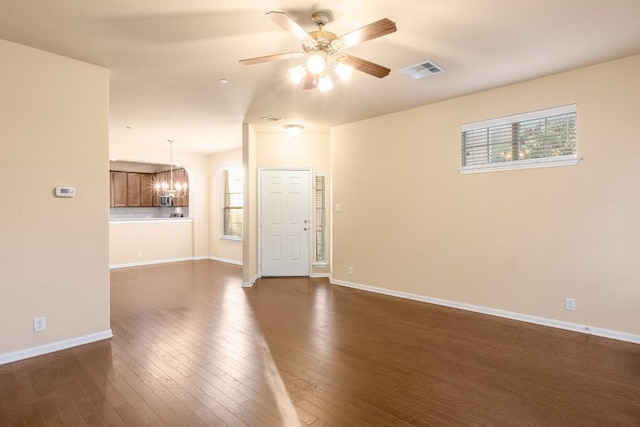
[262,115,283,122]
[126,126,132,129]
[219,79,229,84]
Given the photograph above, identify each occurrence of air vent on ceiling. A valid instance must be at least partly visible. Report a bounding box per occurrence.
[400,60,444,80]
[261,115,284,122]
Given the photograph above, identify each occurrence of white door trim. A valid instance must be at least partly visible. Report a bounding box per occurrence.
[258,167,313,277]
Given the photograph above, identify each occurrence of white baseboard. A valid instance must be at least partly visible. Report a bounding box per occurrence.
[209,256,243,266]
[0,329,113,365]
[242,274,260,288]
[110,257,194,269]
[330,278,640,345]
[311,272,331,278]
[110,256,243,269]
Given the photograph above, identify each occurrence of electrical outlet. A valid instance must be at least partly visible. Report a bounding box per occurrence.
[33,316,46,333]
[348,266,353,275]
[565,298,576,311]
[137,250,143,258]
[335,204,342,213]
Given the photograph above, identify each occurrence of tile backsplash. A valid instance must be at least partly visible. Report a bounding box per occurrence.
[110,207,189,219]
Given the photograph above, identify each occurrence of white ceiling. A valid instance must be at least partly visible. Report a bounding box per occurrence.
[1,0,640,154]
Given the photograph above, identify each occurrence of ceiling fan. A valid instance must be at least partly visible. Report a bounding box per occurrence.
[239,11,397,90]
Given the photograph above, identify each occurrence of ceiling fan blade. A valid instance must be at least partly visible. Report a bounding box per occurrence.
[302,71,317,90]
[267,11,313,42]
[239,52,304,65]
[343,55,391,78]
[339,18,397,49]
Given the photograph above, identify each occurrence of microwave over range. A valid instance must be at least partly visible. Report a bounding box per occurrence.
[159,195,173,206]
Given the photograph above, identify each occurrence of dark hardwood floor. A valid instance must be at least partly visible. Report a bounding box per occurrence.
[1,260,639,426]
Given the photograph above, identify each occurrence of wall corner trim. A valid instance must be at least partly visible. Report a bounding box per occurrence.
[242,274,260,288]
[329,278,640,345]
[209,256,243,266]
[0,329,113,366]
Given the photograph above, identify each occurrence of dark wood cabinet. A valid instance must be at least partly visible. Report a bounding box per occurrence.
[140,173,154,207]
[109,169,189,208]
[110,172,127,207]
[127,173,141,206]
[172,168,189,207]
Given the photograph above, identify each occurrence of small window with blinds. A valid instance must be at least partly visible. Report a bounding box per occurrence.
[314,174,327,265]
[461,104,578,173]
[222,168,243,239]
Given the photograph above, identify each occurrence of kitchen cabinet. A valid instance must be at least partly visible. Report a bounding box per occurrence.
[109,169,189,208]
[173,168,189,207]
[110,172,127,207]
[140,173,154,207]
[127,173,141,206]
[153,170,168,206]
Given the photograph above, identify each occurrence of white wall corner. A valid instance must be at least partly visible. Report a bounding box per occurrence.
[311,272,331,278]
[209,255,243,266]
[242,274,260,288]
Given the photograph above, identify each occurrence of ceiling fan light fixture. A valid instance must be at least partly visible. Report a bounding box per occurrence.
[335,62,354,82]
[318,74,333,92]
[289,65,306,83]
[285,124,304,137]
[307,53,326,75]
[240,11,397,92]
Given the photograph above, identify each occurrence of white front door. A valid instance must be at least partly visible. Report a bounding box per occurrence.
[260,169,311,277]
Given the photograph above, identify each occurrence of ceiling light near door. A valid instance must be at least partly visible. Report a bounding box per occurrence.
[285,124,304,137]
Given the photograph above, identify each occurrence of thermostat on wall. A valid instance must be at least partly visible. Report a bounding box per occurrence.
[55,187,76,198]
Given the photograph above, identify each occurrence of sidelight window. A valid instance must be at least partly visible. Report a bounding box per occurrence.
[223,168,243,239]
[314,173,327,265]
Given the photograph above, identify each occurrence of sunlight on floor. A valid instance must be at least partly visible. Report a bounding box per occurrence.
[253,333,303,427]
[222,284,302,426]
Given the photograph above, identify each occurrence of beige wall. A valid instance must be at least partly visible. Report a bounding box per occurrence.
[0,40,110,355]
[331,54,640,336]
[109,143,209,265]
[208,148,243,264]
[110,221,194,266]
[251,131,332,277]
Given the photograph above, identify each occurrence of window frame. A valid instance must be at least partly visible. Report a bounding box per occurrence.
[460,104,579,174]
[221,167,243,240]
[313,172,327,266]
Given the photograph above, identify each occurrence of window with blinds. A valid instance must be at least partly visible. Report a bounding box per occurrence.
[314,174,326,264]
[223,168,243,239]
[461,104,577,173]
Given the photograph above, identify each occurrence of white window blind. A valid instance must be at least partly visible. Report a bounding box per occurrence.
[223,168,243,239]
[314,174,326,264]
[461,104,577,173]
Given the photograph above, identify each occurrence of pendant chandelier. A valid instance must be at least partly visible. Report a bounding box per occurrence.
[154,140,188,198]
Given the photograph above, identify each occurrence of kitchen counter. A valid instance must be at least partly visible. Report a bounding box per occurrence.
[110,218,192,224]
[109,206,189,221]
